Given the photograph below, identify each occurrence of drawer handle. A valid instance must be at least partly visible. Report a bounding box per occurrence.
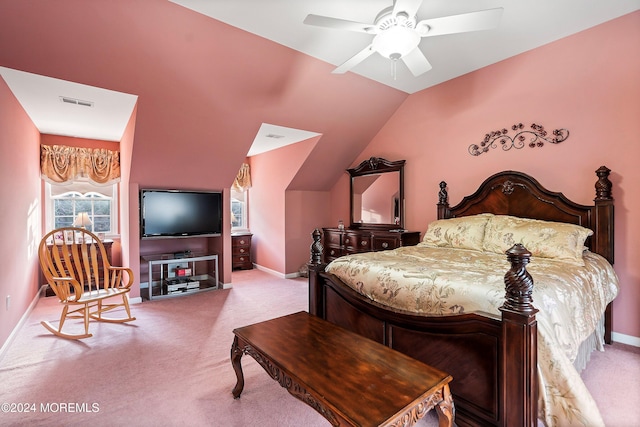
[239,240,245,244]
[382,242,389,249]
[361,240,368,246]
[239,248,245,253]
[345,238,350,244]
[330,249,336,255]
[239,257,245,261]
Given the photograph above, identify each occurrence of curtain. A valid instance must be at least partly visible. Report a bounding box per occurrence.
[40,145,120,184]
[232,163,251,192]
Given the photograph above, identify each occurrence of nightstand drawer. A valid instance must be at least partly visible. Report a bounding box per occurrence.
[233,246,250,256]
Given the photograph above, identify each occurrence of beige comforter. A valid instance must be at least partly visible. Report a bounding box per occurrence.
[325,244,619,427]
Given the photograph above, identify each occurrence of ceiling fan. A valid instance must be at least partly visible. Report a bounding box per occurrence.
[303,0,503,77]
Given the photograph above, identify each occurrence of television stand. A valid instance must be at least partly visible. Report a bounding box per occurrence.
[142,252,219,301]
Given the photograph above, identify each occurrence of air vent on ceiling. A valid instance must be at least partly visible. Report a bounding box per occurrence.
[265,133,285,139]
[60,96,94,107]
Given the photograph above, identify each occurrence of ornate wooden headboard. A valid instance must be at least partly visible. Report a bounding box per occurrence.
[436,167,614,264]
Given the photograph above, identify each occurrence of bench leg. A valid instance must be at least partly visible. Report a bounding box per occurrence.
[230,336,245,399]
[435,384,455,427]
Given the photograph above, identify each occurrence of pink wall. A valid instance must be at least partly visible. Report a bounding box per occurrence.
[340,12,640,339]
[250,136,324,274]
[40,134,119,150]
[0,77,42,346]
[285,190,332,274]
[119,105,137,296]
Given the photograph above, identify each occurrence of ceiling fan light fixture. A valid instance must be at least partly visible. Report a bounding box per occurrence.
[372,25,420,60]
[395,11,409,25]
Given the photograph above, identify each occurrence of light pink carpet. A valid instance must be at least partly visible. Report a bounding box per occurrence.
[0,269,637,426]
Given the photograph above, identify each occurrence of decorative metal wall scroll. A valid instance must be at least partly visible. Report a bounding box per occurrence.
[469,123,569,157]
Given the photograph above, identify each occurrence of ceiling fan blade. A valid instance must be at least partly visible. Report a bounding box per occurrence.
[402,48,432,76]
[332,45,376,74]
[417,8,503,37]
[304,14,376,34]
[392,0,424,19]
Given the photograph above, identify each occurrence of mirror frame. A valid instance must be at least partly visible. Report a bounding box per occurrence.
[348,157,405,230]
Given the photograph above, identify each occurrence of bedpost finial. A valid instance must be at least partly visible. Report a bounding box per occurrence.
[502,244,536,313]
[310,228,324,265]
[438,181,448,205]
[594,166,612,201]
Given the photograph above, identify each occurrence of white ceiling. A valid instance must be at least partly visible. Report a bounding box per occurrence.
[247,124,320,156]
[1,0,638,147]
[0,66,138,142]
[170,0,640,94]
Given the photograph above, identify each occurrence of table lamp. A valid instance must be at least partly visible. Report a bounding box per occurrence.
[73,212,92,229]
[73,212,92,243]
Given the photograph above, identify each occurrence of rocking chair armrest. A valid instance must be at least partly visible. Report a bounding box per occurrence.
[107,266,135,289]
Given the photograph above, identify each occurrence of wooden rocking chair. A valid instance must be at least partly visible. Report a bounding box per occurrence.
[38,227,136,339]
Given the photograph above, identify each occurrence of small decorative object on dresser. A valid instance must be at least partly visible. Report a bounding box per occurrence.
[232,233,253,270]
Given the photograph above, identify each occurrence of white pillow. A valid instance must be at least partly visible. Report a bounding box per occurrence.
[420,214,494,252]
[482,215,593,266]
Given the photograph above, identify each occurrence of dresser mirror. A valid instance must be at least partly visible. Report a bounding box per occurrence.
[348,157,405,230]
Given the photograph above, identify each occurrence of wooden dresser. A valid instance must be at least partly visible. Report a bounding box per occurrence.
[322,228,420,263]
[232,233,253,270]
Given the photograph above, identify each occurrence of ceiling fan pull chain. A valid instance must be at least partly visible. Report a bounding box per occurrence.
[392,59,397,80]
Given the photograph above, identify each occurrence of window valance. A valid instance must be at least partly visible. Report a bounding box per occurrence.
[40,145,121,184]
[232,163,251,192]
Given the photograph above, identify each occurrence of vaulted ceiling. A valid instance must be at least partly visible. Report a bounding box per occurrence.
[170,0,639,94]
[0,0,638,191]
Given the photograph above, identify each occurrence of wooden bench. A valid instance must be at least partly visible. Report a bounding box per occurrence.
[231,311,454,427]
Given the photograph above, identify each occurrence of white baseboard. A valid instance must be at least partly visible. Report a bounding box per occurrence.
[253,264,301,279]
[129,296,143,304]
[284,271,303,279]
[0,286,46,362]
[612,332,640,347]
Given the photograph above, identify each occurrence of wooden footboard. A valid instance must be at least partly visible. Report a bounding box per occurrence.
[309,240,537,427]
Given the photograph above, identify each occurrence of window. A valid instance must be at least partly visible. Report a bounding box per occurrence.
[231,189,248,231]
[45,179,118,235]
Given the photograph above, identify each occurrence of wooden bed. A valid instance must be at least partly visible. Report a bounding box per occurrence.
[308,167,614,427]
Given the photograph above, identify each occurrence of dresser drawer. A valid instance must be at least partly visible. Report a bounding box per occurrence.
[320,228,420,263]
[322,230,341,246]
[343,233,371,252]
[372,236,400,251]
[325,245,344,261]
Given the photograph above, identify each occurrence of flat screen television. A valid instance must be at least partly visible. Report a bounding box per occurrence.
[140,189,222,238]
